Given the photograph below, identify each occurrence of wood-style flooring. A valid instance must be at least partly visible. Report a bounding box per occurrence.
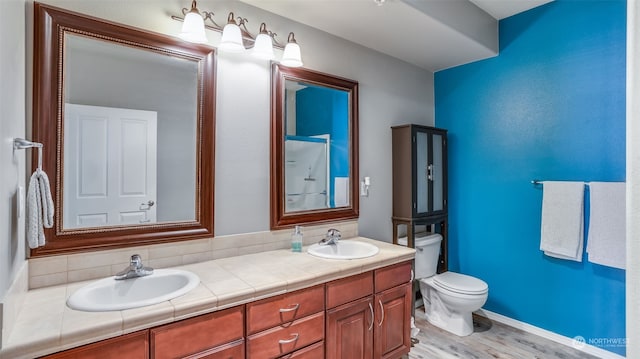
[408,307,600,359]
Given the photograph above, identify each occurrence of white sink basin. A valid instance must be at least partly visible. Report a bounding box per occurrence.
[67,269,200,312]
[307,241,379,260]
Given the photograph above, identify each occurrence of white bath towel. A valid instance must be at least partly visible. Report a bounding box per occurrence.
[26,168,54,249]
[587,182,626,269]
[540,181,584,261]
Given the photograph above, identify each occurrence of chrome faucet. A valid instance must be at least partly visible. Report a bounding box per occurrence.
[115,254,154,280]
[319,228,341,245]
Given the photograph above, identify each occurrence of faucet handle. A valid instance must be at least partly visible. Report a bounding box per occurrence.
[130,254,142,269]
[327,228,341,239]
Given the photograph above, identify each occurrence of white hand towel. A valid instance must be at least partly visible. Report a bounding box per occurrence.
[26,169,55,249]
[540,181,584,262]
[37,169,54,229]
[587,182,626,269]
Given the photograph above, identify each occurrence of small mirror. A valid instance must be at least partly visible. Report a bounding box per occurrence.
[32,3,215,255]
[271,65,359,229]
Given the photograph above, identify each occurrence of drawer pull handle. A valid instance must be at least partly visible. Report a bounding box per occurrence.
[368,302,374,331]
[278,333,299,344]
[279,303,300,313]
[378,300,385,327]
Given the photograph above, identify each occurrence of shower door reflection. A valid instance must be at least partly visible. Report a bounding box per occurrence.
[285,136,329,211]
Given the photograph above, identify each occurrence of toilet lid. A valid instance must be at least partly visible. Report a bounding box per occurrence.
[433,272,488,295]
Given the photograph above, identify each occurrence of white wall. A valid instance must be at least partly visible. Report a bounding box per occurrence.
[0,0,434,300]
[0,0,27,303]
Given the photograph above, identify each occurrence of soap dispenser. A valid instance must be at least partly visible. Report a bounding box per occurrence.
[291,225,303,252]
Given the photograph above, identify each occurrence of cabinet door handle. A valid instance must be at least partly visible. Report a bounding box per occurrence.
[410,269,415,283]
[378,300,385,327]
[368,302,374,331]
[427,164,434,181]
[279,303,300,313]
[278,333,299,344]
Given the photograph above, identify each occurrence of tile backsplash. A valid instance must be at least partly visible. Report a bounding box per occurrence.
[28,221,358,289]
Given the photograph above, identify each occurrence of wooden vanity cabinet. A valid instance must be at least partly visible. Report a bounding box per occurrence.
[373,262,413,359]
[41,330,149,359]
[325,261,412,359]
[39,261,411,359]
[150,305,244,359]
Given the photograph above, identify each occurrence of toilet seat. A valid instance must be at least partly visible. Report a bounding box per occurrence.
[433,272,488,295]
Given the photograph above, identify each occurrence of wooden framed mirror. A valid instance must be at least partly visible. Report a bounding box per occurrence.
[31,3,215,256]
[270,64,359,229]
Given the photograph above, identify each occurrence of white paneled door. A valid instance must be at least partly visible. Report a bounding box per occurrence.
[63,104,157,229]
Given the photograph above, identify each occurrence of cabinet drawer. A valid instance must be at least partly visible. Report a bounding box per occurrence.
[184,339,245,359]
[278,341,324,359]
[326,271,373,309]
[375,261,412,293]
[246,312,324,359]
[42,330,149,359]
[247,285,324,335]
[151,306,244,359]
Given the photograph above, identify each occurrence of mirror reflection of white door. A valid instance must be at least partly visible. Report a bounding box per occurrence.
[64,104,157,229]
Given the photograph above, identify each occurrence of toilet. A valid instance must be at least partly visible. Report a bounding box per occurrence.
[400,232,488,336]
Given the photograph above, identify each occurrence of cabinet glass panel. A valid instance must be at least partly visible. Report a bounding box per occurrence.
[416,131,429,214]
[433,134,444,211]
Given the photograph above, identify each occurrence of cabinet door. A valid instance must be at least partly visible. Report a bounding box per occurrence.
[415,130,430,216]
[412,126,447,218]
[431,132,445,212]
[42,330,149,359]
[374,284,412,359]
[326,296,374,359]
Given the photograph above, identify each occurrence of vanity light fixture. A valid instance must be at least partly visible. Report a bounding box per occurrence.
[178,0,210,43]
[252,23,276,60]
[281,33,303,68]
[219,12,245,53]
[172,1,302,66]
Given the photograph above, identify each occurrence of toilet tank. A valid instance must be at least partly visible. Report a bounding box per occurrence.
[398,232,442,279]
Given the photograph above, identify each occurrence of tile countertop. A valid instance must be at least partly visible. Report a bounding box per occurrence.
[0,237,415,359]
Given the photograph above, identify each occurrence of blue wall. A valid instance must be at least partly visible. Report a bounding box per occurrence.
[435,1,626,355]
[297,86,349,207]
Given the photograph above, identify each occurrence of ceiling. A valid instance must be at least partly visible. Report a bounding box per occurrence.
[238,0,552,72]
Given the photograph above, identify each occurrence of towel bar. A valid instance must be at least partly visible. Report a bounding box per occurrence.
[531,180,591,186]
[13,138,43,149]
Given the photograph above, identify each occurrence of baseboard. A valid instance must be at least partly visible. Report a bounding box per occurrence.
[476,309,626,359]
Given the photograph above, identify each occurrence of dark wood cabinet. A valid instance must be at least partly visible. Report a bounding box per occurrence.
[392,124,448,273]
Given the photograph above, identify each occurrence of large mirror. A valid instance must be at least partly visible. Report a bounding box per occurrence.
[32,3,215,255]
[271,64,359,229]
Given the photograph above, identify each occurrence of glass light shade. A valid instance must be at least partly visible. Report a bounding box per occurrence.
[251,33,275,60]
[281,42,303,67]
[179,12,207,43]
[219,23,245,52]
